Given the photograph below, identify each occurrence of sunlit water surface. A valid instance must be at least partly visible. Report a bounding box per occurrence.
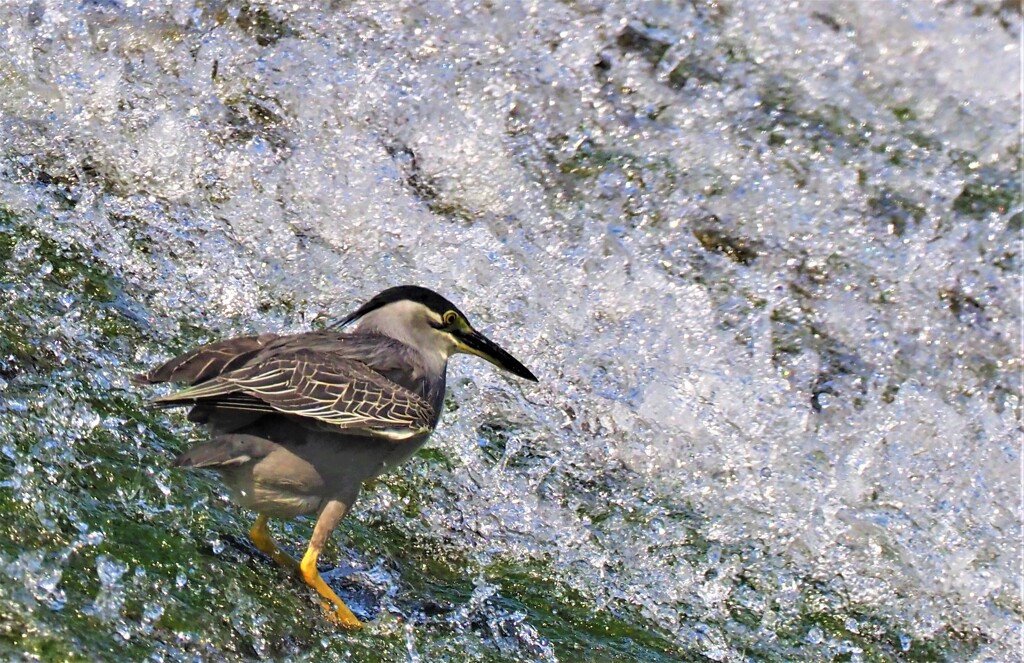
[0,1,1020,661]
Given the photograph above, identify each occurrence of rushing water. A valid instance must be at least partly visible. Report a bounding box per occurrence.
[0,1,1020,661]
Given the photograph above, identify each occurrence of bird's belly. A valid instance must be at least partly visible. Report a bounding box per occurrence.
[218,432,431,516]
[240,486,323,519]
[374,440,426,476]
[220,464,324,518]
[277,430,431,483]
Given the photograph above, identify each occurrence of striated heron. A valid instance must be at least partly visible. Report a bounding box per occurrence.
[134,285,537,628]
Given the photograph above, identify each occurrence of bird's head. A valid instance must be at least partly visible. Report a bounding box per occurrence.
[332,285,538,382]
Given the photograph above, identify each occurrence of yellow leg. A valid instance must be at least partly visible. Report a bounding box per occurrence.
[299,500,363,629]
[249,514,300,571]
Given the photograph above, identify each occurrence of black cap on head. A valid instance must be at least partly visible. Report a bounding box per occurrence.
[330,285,463,329]
[331,285,539,382]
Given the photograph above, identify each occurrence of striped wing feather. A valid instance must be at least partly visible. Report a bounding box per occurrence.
[132,334,279,386]
[149,352,433,439]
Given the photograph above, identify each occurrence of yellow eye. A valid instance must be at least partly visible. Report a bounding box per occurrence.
[443,310,458,326]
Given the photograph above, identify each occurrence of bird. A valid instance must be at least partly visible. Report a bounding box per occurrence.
[133,285,538,628]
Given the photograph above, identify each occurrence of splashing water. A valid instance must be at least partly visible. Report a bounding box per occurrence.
[0,0,1020,660]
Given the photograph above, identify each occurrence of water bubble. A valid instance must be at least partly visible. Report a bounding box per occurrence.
[6,551,66,609]
[83,531,104,546]
[142,601,164,623]
[96,555,127,587]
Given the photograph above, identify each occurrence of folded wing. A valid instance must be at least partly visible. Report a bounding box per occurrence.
[133,334,279,385]
[139,337,434,440]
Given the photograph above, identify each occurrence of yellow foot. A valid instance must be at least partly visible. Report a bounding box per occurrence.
[320,599,364,629]
[301,500,363,629]
[301,546,363,628]
[249,514,300,571]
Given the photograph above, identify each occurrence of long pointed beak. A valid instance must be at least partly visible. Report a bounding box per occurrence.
[456,328,538,382]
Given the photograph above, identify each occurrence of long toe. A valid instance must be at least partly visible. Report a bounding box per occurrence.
[301,566,363,629]
[320,599,364,629]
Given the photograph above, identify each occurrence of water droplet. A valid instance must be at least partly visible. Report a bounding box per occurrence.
[96,555,127,587]
[142,602,164,623]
